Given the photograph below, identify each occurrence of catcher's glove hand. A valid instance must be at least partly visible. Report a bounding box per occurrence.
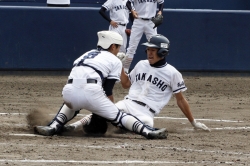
[151,14,163,29]
[83,114,108,135]
[117,52,127,62]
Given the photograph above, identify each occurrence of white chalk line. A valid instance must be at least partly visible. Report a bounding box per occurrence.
[0,159,235,164]
[1,141,250,158]
[1,124,249,132]
[0,113,243,123]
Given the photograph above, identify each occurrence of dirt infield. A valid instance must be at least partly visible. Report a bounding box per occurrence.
[0,72,249,165]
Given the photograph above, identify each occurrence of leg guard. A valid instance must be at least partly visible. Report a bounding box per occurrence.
[48,103,80,134]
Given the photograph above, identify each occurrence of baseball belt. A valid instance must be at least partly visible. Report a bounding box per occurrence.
[118,23,126,26]
[67,79,97,84]
[126,98,155,114]
[139,17,154,21]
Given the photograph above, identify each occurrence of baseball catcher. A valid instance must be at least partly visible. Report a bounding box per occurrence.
[151,14,163,29]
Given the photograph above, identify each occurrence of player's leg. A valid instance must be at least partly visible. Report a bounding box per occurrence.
[63,114,92,131]
[84,89,167,139]
[110,110,167,139]
[109,25,126,53]
[34,103,80,136]
[34,83,84,136]
[115,99,154,127]
[124,19,144,72]
[144,21,157,41]
[63,99,154,133]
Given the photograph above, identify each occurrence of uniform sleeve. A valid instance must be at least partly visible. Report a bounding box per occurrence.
[128,61,141,84]
[107,60,122,81]
[157,0,164,4]
[171,70,187,94]
[102,0,113,10]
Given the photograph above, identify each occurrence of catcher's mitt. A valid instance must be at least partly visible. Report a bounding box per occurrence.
[83,114,108,135]
[151,14,163,29]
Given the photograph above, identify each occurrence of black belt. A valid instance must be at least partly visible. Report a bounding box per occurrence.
[140,18,152,21]
[118,23,126,26]
[128,98,155,114]
[67,79,97,84]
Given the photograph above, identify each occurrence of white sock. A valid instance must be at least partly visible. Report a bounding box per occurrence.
[69,114,92,130]
[121,115,151,135]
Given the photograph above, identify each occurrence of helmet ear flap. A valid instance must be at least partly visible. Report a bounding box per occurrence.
[157,48,169,57]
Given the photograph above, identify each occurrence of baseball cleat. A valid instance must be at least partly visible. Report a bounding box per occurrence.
[62,125,76,132]
[147,128,167,139]
[34,126,56,136]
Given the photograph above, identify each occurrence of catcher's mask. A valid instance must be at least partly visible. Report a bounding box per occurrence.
[97,31,123,49]
[142,34,170,58]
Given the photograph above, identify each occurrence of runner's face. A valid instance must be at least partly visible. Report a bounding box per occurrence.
[146,47,162,64]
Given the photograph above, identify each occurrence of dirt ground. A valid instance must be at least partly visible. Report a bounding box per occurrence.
[0,71,249,166]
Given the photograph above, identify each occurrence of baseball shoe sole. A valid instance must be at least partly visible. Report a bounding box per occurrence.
[34,126,56,136]
[147,128,167,139]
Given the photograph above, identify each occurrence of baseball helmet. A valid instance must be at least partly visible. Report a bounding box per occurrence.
[97,31,123,49]
[141,34,170,57]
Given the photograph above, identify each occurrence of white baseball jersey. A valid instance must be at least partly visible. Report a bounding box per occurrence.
[125,60,187,115]
[102,0,130,53]
[70,49,122,82]
[129,0,164,18]
[103,0,129,24]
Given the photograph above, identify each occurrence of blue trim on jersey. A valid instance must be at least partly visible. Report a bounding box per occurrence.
[173,86,186,93]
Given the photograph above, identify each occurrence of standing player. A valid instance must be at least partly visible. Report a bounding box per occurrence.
[65,34,210,132]
[123,0,164,72]
[34,31,167,139]
[99,0,130,54]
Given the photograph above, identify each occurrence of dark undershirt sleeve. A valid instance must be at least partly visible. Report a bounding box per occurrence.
[102,79,117,96]
[99,7,111,23]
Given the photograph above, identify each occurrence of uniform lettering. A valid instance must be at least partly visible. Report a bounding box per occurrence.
[177,81,185,87]
[152,77,158,84]
[141,73,146,80]
[114,5,127,11]
[156,80,164,89]
[161,85,167,91]
[138,0,156,4]
[147,75,152,82]
[135,73,168,91]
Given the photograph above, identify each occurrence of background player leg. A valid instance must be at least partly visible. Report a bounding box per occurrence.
[124,20,144,72]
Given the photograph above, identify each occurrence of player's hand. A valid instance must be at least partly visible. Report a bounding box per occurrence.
[191,120,211,132]
[117,52,127,62]
[131,10,138,18]
[110,20,118,28]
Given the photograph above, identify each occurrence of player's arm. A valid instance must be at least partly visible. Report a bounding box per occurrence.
[175,92,194,123]
[175,92,211,131]
[120,68,131,89]
[126,0,138,18]
[157,3,164,15]
[102,79,117,102]
[99,7,118,27]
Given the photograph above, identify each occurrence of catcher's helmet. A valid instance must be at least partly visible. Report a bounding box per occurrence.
[97,31,123,49]
[142,34,170,57]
